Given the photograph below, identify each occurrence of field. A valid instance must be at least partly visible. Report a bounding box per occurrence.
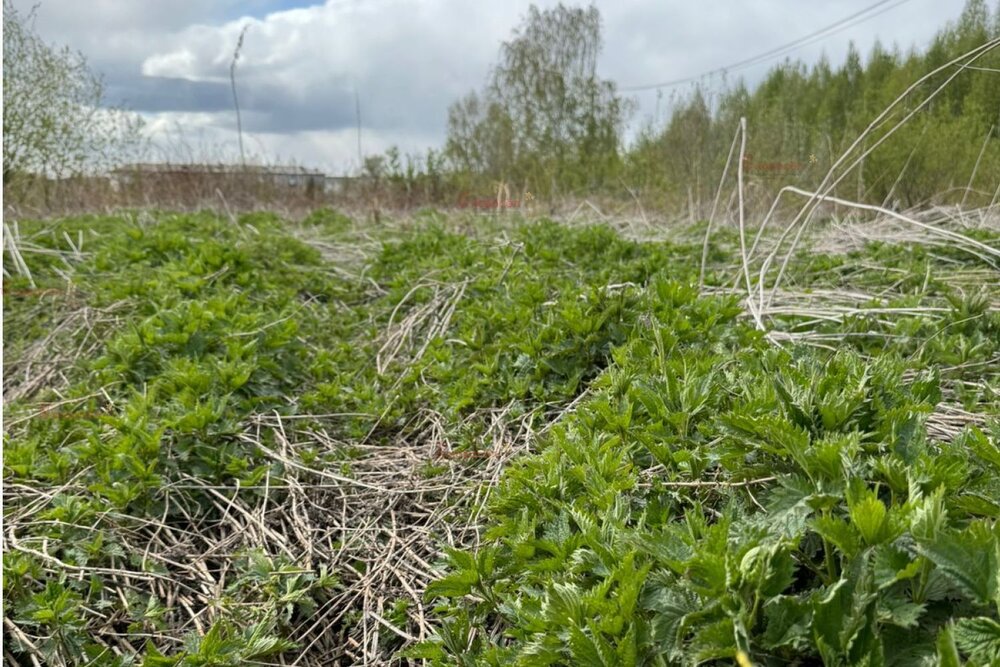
[3,204,1000,666]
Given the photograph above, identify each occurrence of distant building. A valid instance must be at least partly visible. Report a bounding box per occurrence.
[110,163,327,190]
[323,175,367,194]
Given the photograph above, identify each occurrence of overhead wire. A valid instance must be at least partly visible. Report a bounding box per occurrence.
[619,0,915,92]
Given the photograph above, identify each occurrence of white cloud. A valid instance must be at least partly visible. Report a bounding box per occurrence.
[140,109,440,175]
[142,49,202,80]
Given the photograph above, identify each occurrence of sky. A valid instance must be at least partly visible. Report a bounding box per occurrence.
[9,0,973,175]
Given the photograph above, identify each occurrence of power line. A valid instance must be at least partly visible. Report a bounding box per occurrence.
[724,0,914,73]
[619,0,914,92]
[705,0,908,74]
[619,0,907,92]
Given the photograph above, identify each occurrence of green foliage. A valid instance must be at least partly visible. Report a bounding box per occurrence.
[4,211,350,664]
[444,3,630,197]
[4,209,998,664]
[416,229,1000,664]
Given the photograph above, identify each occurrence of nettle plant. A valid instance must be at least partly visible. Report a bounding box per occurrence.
[4,212,350,665]
[417,289,1000,665]
[4,208,998,665]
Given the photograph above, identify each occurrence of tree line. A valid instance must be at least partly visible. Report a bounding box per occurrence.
[624,0,1000,211]
[4,0,998,213]
[382,0,999,212]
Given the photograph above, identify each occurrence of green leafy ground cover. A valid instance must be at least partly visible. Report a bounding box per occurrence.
[3,209,999,665]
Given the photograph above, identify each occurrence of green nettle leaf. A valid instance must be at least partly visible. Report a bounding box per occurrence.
[849,494,891,546]
[142,642,180,666]
[884,410,926,464]
[813,516,862,560]
[773,378,814,432]
[739,543,797,598]
[812,558,879,665]
[873,544,921,589]
[952,493,1000,519]
[690,616,737,663]
[876,592,925,628]
[813,579,851,662]
[400,640,448,661]
[759,476,817,538]
[935,622,962,667]
[425,570,479,599]
[631,529,693,571]
[916,522,999,607]
[762,547,798,598]
[686,549,729,597]
[739,545,768,580]
[962,426,1000,472]
[567,623,610,667]
[613,555,649,620]
[549,582,587,626]
[953,617,1000,663]
[241,622,296,659]
[909,486,948,542]
[762,595,812,651]
[643,583,700,659]
[437,611,475,658]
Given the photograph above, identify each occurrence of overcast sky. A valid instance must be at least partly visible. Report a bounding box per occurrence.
[11,0,972,175]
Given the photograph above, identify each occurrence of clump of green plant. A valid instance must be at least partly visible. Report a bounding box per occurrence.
[4,211,354,665]
[4,208,998,665]
[2,210,710,664]
[418,343,1000,665]
[414,235,1000,664]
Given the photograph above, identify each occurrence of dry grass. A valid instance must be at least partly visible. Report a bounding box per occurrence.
[1,397,548,665]
[4,198,997,664]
